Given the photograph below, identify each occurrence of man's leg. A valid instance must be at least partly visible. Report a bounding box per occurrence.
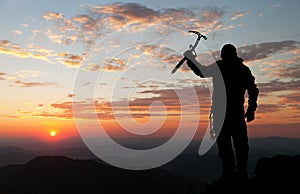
[217,126,235,179]
[232,119,249,178]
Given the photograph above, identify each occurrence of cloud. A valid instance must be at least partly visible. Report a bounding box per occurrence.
[35,101,93,119]
[51,101,73,109]
[0,39,85,68]
[97,4,228,33]
[56,52,84,67]
[288,104,300,113]
[16,70,40,78]
[12,30,22,35]
[231,11,249,20]
[272,3,281,8]
[111,85,211,115]
[237,40,300,62]
[278,93,300,113]
[93,3,160,24]
[0,115,21,119]
[67,94,75,98]
[36,111,74,119]
[0,72,6,80]
[35,84,211,120]
[262,56,300,79]
[43,12,64,20]
[102,58,127,71]
[33,101,76,119]
[41,3,236,48]
[61,60,82,67]
[43,14,80,45]
[256,103,283,114]
[176,40,300,65]
[13,80,57,87]
[200,6,225,23]
[280,93,300,104]
[206,40,300,62]
[0,40,51,61]
[140,46,182,65]
[258,79,300,94]
[83,64,101,71]
[72,15,93,23]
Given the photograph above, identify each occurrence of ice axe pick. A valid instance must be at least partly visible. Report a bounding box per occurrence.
[171,31,207,74]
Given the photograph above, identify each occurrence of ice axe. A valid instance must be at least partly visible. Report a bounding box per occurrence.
[171,31,207,74]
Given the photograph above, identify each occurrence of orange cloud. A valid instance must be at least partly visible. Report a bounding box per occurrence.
[0,72,6,80]
[238,40,300,62]
[95,3,160,25]
[41,3,237,48]
[37,85,211,121]
[12,30,22,35]
[16,70,40,78]
[102,58,127,71]
[256,103,283,114]
[43,12,64,20]
[262,56,300,79]
[132,45,182,70]
[67,94,75,98]
[0,115,22,119]
[36,111,74,119]
[56,52,84,67]
[280,93,300,103]
[195,40,300,63]
[277,93,300,116]
[83,64,101,71]
[0,40,10,47]
[13,80,57,87]
[231,11,249,20]
[0,39,86,68]
[258,79,300,94]
[200,6,224,22]
[62,60,82,67]
[72,15,93,23]
[0,40,50,61]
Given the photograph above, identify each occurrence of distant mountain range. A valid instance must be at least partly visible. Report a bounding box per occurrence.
[0,155,207,194]
[0,153,299,194]
[0,136,299,182]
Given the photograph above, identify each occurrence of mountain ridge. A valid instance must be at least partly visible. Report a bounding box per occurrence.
[0,153,299,194]
[0,155,207,194]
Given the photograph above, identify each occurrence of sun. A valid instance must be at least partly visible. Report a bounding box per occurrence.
[50,130,57,137]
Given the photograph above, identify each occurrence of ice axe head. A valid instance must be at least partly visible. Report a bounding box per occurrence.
[188,30,207,40]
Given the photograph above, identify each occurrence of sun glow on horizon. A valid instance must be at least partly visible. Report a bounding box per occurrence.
[50,130,57,137]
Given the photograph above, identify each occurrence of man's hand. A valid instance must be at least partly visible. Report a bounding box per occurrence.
[244,110,255,122]
[184,50,196,60]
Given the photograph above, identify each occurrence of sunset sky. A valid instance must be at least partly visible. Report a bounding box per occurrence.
[0,0,299,142]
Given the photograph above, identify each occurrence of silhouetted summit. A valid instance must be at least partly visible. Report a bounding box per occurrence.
[0,154,299,194]
[205,153,300,194]
[252,154,300,193]
[0,155,205,194]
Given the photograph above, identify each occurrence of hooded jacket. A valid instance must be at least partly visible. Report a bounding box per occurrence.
[187,57,259,117]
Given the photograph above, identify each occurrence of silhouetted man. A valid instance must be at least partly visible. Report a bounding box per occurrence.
[184,44,259,179]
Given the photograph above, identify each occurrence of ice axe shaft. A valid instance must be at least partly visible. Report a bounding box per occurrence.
[171,31,207,74]
[171,57,186,74]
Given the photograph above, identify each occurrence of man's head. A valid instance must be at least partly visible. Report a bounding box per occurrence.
[221,44,237,60]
